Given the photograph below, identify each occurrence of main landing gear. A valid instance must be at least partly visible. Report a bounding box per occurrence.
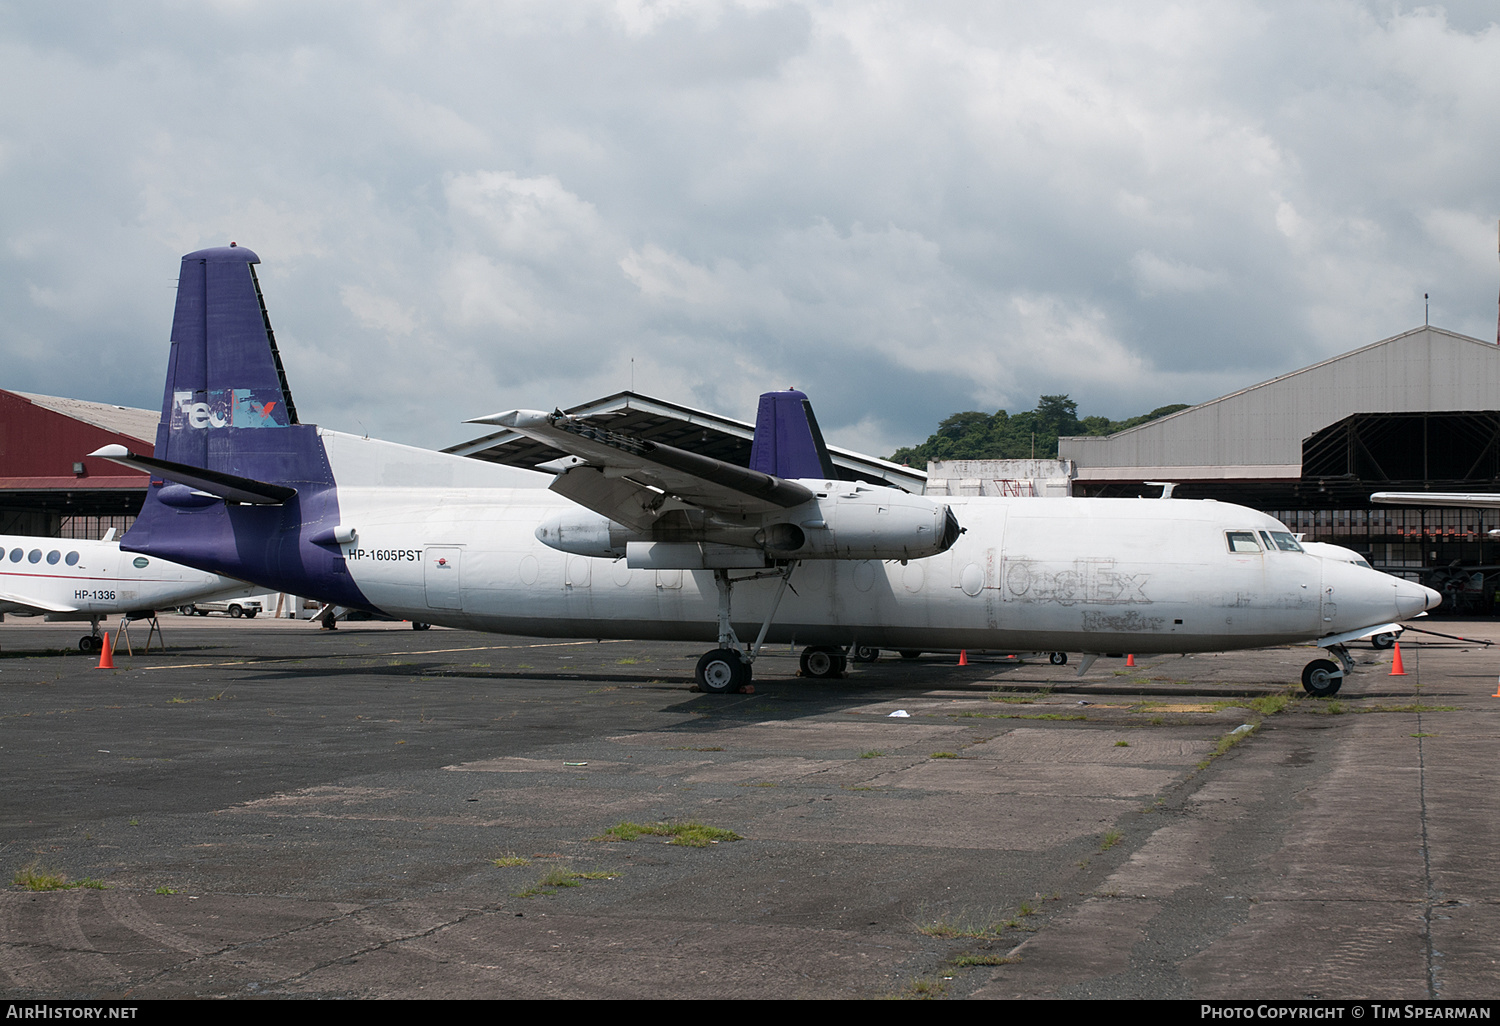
[799,646,847,679]
[78,616,103,653]
[1302,645,1352,697]
[693,564,799,694]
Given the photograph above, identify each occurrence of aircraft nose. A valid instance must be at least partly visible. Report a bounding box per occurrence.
[1395,579,1443,618]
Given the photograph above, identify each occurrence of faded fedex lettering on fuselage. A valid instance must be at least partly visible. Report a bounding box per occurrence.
[1003,557,1149,606]
[171,389,289,430]
[1081,610,1165,632]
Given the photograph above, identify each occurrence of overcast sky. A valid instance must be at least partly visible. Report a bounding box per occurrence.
[3,1,1498,464]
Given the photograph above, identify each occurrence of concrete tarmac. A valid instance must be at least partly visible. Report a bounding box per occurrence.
[0,616,1495,999]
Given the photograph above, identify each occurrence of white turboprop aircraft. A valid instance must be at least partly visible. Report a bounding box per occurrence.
[0,533,255,651]
[94,245,1440,696]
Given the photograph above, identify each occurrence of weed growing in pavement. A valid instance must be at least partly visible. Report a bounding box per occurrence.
[12,865,105,891]
[592,821,742,847]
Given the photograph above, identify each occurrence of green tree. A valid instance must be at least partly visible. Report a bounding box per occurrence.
[887,396,1188,468]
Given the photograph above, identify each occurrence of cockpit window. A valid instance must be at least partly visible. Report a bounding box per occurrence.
[1266,531,1303,553]
[1226,531,1262,553]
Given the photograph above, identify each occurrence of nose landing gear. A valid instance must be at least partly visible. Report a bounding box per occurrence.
[1302,644,1353,697]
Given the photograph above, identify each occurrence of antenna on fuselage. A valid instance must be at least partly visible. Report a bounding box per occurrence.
[1144,481,1177,499]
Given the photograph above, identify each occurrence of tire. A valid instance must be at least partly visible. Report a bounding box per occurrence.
[696,649,749,694]
[411,622,431,631]
[851,645,880,663]
[1049,651,1068,665]
[899,650,922,660]
[196,609,209,616]
[799,646,843,679]
[245,609,258,619]
[1371,632,1396,650]
[1301,658,1343,697]
[228,605,243,619]
[79,636,96,653]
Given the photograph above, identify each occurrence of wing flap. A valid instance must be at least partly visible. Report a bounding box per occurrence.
[470,411,815,515]
[548,467,668,533]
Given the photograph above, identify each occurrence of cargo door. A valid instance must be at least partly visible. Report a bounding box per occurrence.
[425,546,462,609]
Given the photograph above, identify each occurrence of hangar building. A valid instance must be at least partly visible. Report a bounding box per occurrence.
[1059,325,1500,604]
[0,390,154,538]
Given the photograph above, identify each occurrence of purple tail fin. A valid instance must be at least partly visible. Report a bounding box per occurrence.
[748,390,837,480]
[124,246,369,610]
[157,245,299,466]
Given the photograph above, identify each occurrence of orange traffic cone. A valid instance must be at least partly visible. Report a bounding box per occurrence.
[1492,677,1500,698]
[1389,642,1406,676]
[958,649,968,666]
[1126,653,1136,666]
[96,633,114,669]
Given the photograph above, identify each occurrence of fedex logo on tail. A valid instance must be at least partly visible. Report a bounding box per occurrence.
[171,389,289,430]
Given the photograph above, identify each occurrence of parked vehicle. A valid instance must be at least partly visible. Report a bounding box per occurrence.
[180,599,261,619]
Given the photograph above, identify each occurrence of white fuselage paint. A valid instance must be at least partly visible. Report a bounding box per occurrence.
[319,430,1436,653]
[0,534,253,620]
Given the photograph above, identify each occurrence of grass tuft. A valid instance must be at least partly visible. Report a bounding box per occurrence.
[929,751,958,759]
[1100,830,1123,851]
[592,820,742,847]
[889,977,948,1000]
[514,866,621,898]
[951,952,1021,967]
[493,854,530,868]
[12,864,105,891]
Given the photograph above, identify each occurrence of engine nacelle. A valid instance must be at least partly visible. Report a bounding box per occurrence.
[536,484,962,567]
[759,487,961,561]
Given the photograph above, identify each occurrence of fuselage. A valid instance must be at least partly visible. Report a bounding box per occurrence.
[0,534,252,619]
[148,428,1430,655]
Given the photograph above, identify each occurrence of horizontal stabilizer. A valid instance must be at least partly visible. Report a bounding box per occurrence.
[89,445,297,505]
[469,410,815,515]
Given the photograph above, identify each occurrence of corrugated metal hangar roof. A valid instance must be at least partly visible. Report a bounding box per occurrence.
[1059,326,1500,505]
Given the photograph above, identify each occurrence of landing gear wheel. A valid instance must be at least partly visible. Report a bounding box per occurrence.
[411,622,430,631]
[1371,632,1396,650]
[696,648,750,694]
[899,650,922,660]
[1049,651,1069,666]
[851,645,880,663]
[79,636,97,653]
[800,646,845,679]
[1301,659,1343,697]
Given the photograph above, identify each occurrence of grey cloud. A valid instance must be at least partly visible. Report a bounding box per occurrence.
[1,0,1497,458]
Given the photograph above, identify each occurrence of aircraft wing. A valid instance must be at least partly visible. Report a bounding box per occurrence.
[1372,491,1500,509]
[0,590,77,614]
[468,410,816,521]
